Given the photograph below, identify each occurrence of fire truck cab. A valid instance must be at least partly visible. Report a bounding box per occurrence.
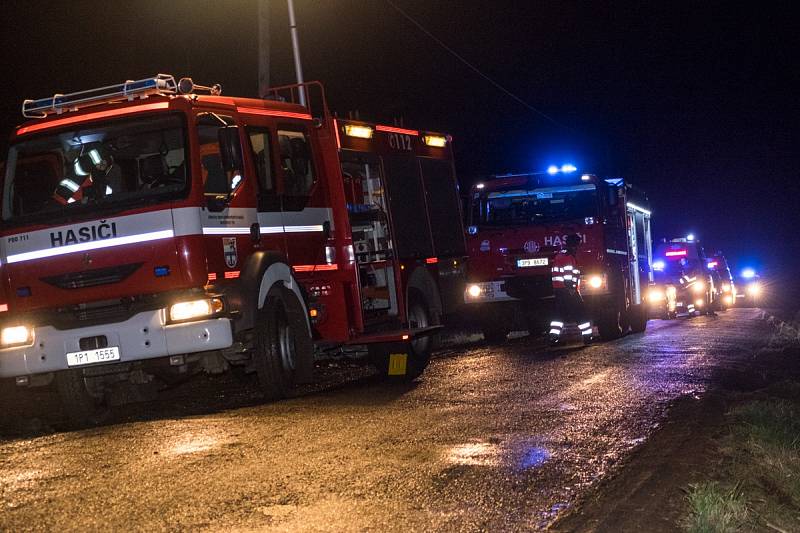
[0,75,465,423]
[649,237,716,317]
[464,172,653,341]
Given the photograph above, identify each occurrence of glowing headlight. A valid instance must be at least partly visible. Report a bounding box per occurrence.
[695,298,704,307]
[723,295,733,305]
[648,288,666,302]
[692,280,706,293]
[169,298,224,322]
[721,283,731,293]
[747,283,760,296]
[586,275,604,289]
[0,325,33,348]
[467,284,482,298]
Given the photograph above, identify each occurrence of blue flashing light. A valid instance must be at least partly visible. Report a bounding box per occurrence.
[561,164,577,173]
[653,260,665,271]
[741,268,756,279]
[154,265,171,277]
[547,165,559,175]
[687,233,695,242]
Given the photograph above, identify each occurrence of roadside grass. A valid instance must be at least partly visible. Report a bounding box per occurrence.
[684,385,800,532]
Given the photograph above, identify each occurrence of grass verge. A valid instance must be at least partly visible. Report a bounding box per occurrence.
[684,382,800,532]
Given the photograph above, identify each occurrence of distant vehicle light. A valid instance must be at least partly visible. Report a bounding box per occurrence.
[665,249,687,257]
[467,284,482,298]
[707,261,718,269]
[695,298,704,307]
[742,268,756,279]
[343,124,374,139]
[422,134,447,147]
[747,282,760,296]
[547,165,559,175]
[476,183,485,189]
[581,174,592,181]
[687,234,695,241]
[561,164,577,173]
[653,260,666,271]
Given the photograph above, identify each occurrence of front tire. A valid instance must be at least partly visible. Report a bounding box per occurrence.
[629,304,648,333]
[597,305,623,340]
[55,370,106,428]
[253,286,312,400]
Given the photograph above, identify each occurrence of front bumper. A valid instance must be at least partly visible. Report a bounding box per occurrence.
[0,308,233,379]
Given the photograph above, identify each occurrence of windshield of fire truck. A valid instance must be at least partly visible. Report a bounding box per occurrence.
[3,114,186,223]
[476,184,598,227]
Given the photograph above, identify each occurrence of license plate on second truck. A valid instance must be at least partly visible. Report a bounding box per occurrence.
[66,346,120,367]
[517,258,549,268]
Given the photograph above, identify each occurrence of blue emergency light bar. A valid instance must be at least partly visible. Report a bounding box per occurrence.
[22,74,178,119]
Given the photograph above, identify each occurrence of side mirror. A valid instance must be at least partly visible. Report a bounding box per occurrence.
[218,125,243,173]
[206,195,228,213]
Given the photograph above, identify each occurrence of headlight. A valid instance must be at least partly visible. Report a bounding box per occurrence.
[0,325,33,348]
[747,283,760,296]
[695,298,704,307]
[582,274,606,290]
[169,298,224,322]
[467,284,482,298]
[692,280,706,293]
[721,283,731,292]
[723,295,733,305]
[588,276,603,289]
[647,288,666,302]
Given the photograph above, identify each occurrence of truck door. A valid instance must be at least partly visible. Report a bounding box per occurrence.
[246,126,287,261]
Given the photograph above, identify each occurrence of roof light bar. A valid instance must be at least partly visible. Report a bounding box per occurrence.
[22,74,177,119]
[665,249,687,257]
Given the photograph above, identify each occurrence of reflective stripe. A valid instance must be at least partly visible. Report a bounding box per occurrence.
[5,229,174,264]
[549,328,561,335]
[552,276,564,281]
[581,329,593,335]
[550,321,564,328]
[573,269,581,274]
[578,322,591,330]
[563,265,573,271]
[564,274,573,280]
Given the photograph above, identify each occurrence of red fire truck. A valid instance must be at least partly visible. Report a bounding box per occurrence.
[0,75,466,422]
[464,172,653,341]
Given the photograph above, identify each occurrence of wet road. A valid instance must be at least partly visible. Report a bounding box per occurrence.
[0,309,770,531]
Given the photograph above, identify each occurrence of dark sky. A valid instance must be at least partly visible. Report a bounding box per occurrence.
[2,1,798,293]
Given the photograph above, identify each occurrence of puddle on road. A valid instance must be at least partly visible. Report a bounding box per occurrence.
[444,437,553,471]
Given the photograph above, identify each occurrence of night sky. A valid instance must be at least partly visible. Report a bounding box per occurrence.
[2,1,797,302]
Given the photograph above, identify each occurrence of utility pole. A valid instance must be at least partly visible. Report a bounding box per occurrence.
[258,0,270,98]
[286,0,307,106]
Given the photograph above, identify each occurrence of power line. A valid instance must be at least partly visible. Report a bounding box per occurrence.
[384,0,568,130]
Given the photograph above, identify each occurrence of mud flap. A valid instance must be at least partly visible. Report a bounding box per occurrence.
[368,341,421,380]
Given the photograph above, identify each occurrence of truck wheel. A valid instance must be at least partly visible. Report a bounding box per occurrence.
[481,322,510,343]
[55,370,106,428]
[597,306,623,340]
[253,286,311,400]
[629,305,648,333]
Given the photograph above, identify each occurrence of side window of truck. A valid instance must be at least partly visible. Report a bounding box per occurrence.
[197,113,238,196]
[277,127,316,210]
[246,128,280,211]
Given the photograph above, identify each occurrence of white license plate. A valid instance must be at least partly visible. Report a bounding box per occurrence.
[66,346,121,367]
[517,258,549,268]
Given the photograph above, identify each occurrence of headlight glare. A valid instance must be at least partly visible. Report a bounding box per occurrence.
[1,325,33,348]
[169,298,223,322]
[467,284,482,298]
[692,280,706,293]
[648,288,665,302]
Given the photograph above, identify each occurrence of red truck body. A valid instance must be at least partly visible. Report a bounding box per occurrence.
[0,75,465,411]
[464,173,653,340]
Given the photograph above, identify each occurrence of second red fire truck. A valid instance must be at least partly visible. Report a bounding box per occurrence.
[464,172,654,341]
[0,75,466,423]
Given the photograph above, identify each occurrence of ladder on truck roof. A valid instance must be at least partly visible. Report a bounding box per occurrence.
[22,74,178,119]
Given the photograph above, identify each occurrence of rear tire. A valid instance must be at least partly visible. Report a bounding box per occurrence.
[629,305,648,333]
[55,370,106,428]
[597,305,623,340]
[253,286,312,400]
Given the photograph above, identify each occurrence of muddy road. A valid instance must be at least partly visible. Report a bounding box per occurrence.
[0,309,771,531]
